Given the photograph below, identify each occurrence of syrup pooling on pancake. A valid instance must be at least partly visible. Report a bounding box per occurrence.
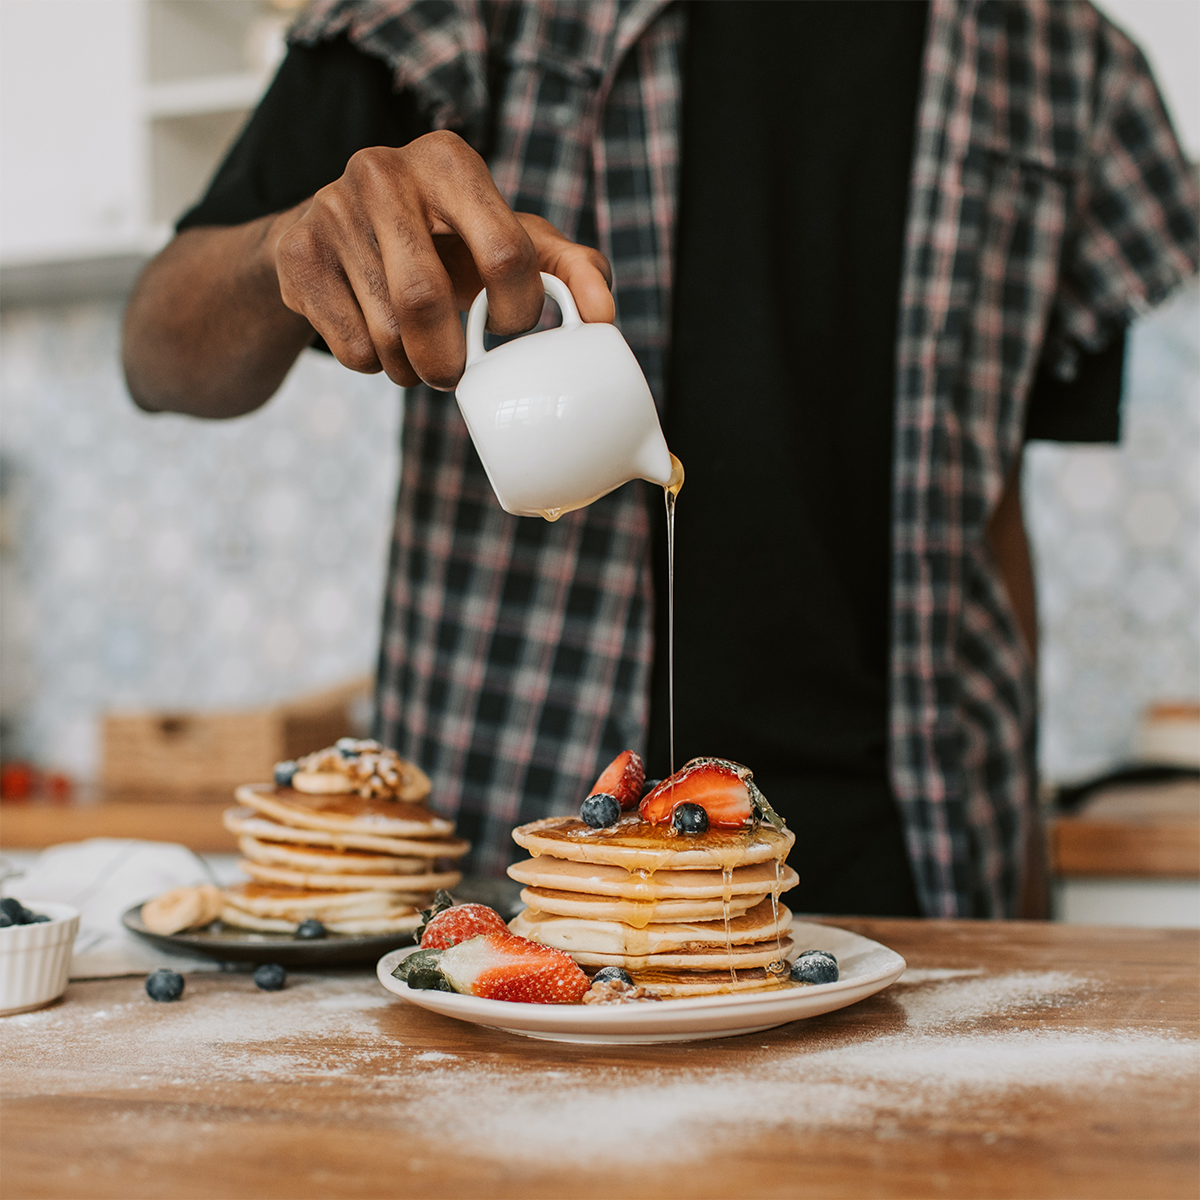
[506,856,799,899]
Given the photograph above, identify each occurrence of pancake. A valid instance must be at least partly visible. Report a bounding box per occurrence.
[510,898,791,955]
[519,885,765,924]
[236,782,455,838]
[565,938,795,971]
[219,906,422,935]
[511,814,794,871]
[507,856,799,900]
[222,881,417,920]
[237,834,429,875]
[237,858,461,895]
[224,806,470,858]
[618,967,793,998]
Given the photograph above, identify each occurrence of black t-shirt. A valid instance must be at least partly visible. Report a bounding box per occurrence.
[179,5,1123,916]
[645,1,929,913]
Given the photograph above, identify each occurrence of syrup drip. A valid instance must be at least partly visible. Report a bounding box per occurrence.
[664,453,684,778]
[766,856,788,977]
[721,866,736,986]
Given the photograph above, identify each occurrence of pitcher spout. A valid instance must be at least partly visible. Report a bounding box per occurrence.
[636,433,675,489]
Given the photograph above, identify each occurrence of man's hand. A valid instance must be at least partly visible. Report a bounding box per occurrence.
[123,130,613,418]
[267,131,614,390]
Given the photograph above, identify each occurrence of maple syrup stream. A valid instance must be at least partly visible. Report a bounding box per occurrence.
[665,455,784,986]
[664,453,684,778]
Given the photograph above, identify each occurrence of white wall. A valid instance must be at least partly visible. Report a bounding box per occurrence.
[1096,0,1199,159]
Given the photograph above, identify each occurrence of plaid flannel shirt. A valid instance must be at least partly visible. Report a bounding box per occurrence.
[292,0,1199,915]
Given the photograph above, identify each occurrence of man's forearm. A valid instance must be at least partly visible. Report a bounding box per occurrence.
[122,211,314,419]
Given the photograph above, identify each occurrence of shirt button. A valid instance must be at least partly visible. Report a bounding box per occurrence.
[550,104,574,128]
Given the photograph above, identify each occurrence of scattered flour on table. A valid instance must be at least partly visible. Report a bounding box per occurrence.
[894,970,1086,1028]
[4,967,1196,1165]
[3,975,399,1086]
[898,967,984,983]
[407,1028,1194,1161]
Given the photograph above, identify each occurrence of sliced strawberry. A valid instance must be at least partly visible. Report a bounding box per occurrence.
[438,931,590,1004]
[419,903,510,950]
[590,749,645,810]
[638,757,755,830]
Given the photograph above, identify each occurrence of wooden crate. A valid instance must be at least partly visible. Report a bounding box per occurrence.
[100,677,371,793]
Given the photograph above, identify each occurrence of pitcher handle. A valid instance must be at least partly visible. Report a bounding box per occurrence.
[464,272,583,368]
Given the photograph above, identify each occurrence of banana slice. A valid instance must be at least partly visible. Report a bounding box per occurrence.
[141,884,224,934]
[291,770,356,794]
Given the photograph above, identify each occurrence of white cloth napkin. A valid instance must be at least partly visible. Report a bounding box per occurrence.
[8,838,226,978]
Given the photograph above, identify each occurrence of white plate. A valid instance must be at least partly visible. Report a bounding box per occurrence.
[375,920,905,1044]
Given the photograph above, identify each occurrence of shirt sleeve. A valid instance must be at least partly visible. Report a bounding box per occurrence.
[177,33,430,232]
[1040,16,1199,385]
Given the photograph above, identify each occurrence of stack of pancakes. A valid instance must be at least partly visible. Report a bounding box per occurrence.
[220,741,469,935]
[506,817,798,997]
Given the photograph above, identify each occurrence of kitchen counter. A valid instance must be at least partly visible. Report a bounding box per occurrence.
[1050,777,1200,926]
[1,792,236,853]
[2,919,1197,1200]
[1052,776,1200,878]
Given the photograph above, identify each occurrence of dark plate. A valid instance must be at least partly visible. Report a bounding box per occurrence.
[119,877,524,968]
[121,904,416,967]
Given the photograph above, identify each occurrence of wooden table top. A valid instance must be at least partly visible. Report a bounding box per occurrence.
[3,919,1197,1200]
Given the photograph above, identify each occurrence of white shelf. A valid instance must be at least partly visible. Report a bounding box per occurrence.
[1,1,280,271]
[145,70,269,118]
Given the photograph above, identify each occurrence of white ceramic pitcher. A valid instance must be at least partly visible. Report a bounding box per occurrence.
[455,273,675,520]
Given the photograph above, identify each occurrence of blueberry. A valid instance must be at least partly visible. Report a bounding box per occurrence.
[672,803,709,835]
[580,793,621,828]
[295,919,327,940]
[27,914,50,923]
[789,950,838,985]
[0,897,27,924]
[0,913,11,928]
[145,968,185,1002]
[335,737,360,758]
[641,778,662,798]
[254,963,287,991]
[274,760,298,787]
[592,966,633,986]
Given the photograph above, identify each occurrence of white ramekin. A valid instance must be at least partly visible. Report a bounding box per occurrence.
[0,901,80,1016]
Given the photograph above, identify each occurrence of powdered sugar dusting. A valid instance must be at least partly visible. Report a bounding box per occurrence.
[895,970,1087,1028]
[898,967,984,983]
[405,1028,1193,1160]
[4,974,399,1087]
[4,965,1195,1165]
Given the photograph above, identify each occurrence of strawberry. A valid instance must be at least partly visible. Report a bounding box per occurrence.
[590,749,645,810]
[638,757,756,830]
[438,931,591,1004]
[419,903,510,950]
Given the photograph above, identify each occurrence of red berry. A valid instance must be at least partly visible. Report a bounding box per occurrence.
[639,758,755,830]
[590,750,645,811]
[438,932,591,1004]
[419,903,509,950]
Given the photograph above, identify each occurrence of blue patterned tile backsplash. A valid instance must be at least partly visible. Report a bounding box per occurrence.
[1026,282,1198,782]
[1,284,1196,784]
[1,301,400,776]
